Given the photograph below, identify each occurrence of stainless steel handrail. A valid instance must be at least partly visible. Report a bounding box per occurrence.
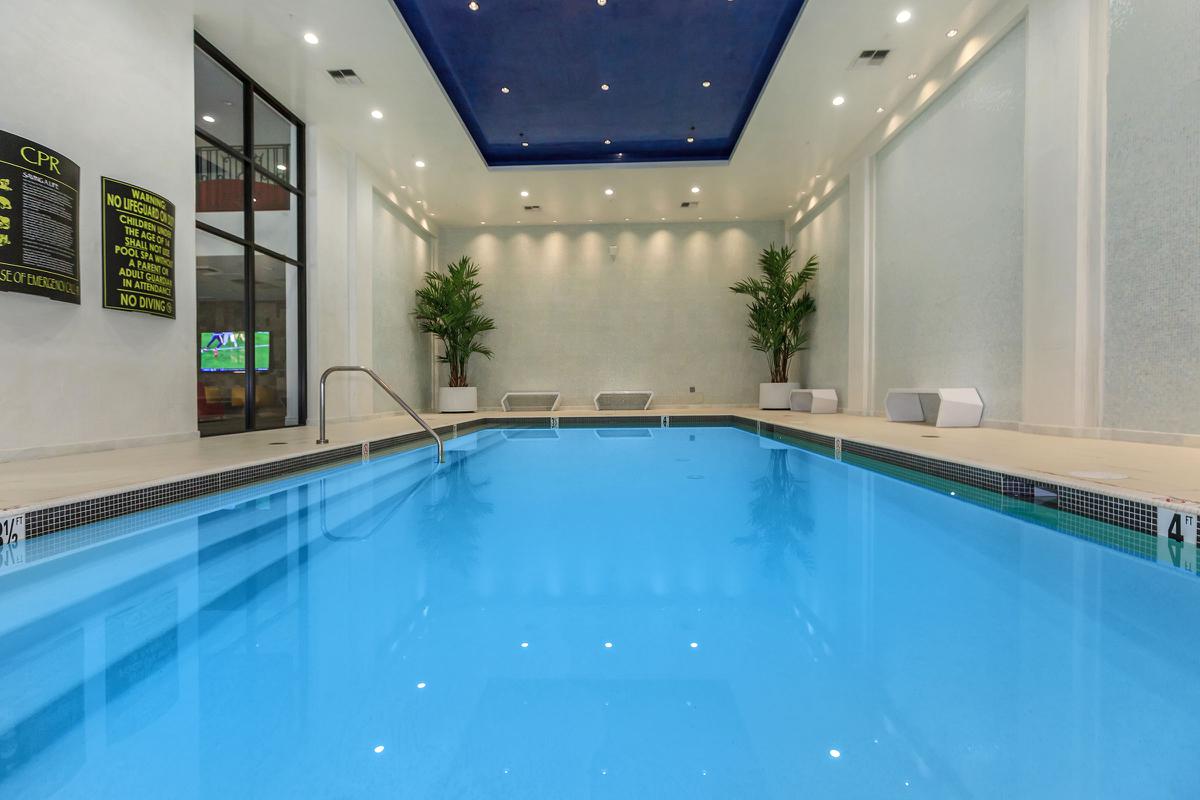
[317,366,444,463]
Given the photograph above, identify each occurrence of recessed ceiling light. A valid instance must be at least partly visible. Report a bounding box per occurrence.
[946,28,959,38]
[603,138,612,145]
[829,749,842,759]
[787,204,793,209]
[501,86,510,94]
[896,9,912,23]
[698,216,703,220]
[600,83,609,91]
[468,1,479,9]
[597,0,607,5]
[520,190,529,197]
[691,186,701,193]
[832,95,845,106]
[371,109,384,119]
[201,114,215,123]
[480,221,486,225]
[686,136,695,143]
[414,159,425,168]
[876,106,885,113]
[701,81,712,88]
[521,141,529,147]
[624,217,630,221]
[303,32,320,45]
[604,188,614,196]
[907,72,919,80]
[815,174,823,179]
[373,745,385,753]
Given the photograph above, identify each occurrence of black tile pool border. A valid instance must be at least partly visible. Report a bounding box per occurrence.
[7,414,1193,576]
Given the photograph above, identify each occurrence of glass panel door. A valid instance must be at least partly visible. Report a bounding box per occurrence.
[193,34,306,436]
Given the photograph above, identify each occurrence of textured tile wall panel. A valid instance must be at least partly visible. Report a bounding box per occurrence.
[874,23,1027,422]
[1103,0,1200,434]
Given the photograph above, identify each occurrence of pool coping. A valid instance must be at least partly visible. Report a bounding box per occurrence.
[2,414,1197,576]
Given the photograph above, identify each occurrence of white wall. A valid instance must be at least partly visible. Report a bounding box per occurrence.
[0,0,197,459]
[371,192,432,412]
[305,130,436,420]
[874,21,1027,423]
[790,182,850,406]
[1102,0,1200,435]
[438,221,786,408]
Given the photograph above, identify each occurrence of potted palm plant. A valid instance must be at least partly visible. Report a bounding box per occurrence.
[413,255,496,413]
[730,244,818,409]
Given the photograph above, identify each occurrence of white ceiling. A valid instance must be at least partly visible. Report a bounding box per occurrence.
[193,0,1003,229]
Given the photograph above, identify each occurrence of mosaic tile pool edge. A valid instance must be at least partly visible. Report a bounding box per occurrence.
[9,415,1185,574]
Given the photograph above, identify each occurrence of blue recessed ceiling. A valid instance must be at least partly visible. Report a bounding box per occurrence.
[391,0,808,167]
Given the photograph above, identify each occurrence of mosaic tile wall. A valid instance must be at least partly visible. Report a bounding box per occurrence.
[1103,0,1200,434]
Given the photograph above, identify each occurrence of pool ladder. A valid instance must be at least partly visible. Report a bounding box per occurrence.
[316,365,445,463]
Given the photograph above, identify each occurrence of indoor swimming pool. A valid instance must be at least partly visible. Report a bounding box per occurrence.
[1,425,1197,798]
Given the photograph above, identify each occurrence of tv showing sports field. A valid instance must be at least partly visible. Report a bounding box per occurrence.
[199,331,270,372]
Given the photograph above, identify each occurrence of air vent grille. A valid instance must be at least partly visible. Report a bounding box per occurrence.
[849,49,890,69]
[680,201,700,208]
[327,69,364,87]
[523,204,541,211]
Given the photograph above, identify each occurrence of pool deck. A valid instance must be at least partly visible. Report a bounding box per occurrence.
[2,407,1199,515]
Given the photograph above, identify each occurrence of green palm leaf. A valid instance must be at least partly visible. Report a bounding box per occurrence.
[730,244,819,383]
[413,256,496,387]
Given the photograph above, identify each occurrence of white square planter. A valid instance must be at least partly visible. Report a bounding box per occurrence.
[438,386,478,413]
[758,382,799,410]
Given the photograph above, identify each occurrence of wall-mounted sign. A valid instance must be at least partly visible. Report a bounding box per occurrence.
[0,130,81,304]
[101,177,176,319]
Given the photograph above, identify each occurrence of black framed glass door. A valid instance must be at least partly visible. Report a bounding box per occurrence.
[194,33,306,436]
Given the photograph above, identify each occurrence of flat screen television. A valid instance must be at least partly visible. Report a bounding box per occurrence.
[199,331,270,372]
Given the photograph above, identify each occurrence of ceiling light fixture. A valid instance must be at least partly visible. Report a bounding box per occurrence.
[946,28,959,38]
[201,114,215,123]
[303,32,320,45]
[501,86,510,94]
[691,186,701,193]
[371,109,384,119]
[414,159,425,168]
[468,1,479,9]
[876,106,885,113]
[520,190,529,197]
[603,138,611,145]
[521,141,529,147]
[600,83,610,91]
[276,164,287,171]
[686,136,695,143]
[896,9,912,23]
[907,72,919,80]
[701,80,712,88]
[832,95,845,106]
[597,0,607,5]
[604,188,614,196]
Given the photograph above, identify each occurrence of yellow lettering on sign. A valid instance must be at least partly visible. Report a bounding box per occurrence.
[19,146,62,174]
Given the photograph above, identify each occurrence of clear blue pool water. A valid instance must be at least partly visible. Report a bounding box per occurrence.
[1,425,1198,799]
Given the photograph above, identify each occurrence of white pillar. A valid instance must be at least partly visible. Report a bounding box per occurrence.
[1020,0,1108,430]
[846,156,876,416]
